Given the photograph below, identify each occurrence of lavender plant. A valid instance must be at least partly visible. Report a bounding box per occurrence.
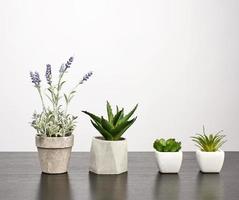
[30,57,93,137]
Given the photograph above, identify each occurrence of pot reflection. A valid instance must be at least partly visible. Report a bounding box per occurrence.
[37,173,72,200]
[196,173,224,200]
[89,172,128,200]
[153,173,180,200]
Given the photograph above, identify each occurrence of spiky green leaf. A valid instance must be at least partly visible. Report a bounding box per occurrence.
[113,117,137,140]
[90,120,113,140]
[82,111,101,124]
[101,116,114,132]
[106,101,113,123]
[118,104,138,124]
[112,109,123,126]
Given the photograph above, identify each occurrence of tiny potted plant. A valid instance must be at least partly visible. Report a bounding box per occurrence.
[30,57,93,174]
[191,126,226,173]
[153,138,182,173]
[83,101,138,174]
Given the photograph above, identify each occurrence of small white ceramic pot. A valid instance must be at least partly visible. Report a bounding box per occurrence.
[89,136,127,175]
[155,151,183,173]
[196,149,224,173]
[36,135,74,174]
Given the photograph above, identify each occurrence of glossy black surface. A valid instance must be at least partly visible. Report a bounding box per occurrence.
[0,152,238,200]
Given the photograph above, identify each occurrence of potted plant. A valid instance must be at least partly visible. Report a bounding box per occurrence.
[153,138,182,173]
[191,126,226,173]
[30,57,93,174]
[83,101,138,174]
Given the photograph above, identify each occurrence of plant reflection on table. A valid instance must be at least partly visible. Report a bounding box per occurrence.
[153,173,180,200]
[196,172,224,200]
[37,173,72,200]
[89,172,128,200]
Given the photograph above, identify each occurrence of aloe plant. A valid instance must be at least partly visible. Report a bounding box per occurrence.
[191,126,226,152]
[83,102,138,140]
[153,138,181,152]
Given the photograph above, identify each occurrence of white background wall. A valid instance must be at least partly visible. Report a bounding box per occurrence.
[0,0,239,151]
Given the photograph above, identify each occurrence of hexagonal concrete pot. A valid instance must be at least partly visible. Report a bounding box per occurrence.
[196,149,224,173]
[89,136,127,175]
[36,135,74,174]
[155,151,183,173]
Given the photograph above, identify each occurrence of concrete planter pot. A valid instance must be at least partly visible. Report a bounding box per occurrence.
[155,151,183,173]
[89,136,127,175]
[196,149,224,173]
[35,135,74,174]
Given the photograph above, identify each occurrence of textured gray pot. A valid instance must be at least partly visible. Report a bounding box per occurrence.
[90,136,128,175]
[36,135,74,174]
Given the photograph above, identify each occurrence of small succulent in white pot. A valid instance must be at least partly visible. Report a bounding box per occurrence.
[154,138,182,173]
[30,57,93,174]
[192,126,226,173]
[83,102,138,174]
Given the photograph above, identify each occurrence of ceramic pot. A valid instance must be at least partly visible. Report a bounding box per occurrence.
[196,149,224,173]
[155,151,183,173]
[89,136,127,174]
[36,135,74,174]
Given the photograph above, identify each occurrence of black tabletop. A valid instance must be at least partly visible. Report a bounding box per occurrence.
[0,152,238,200]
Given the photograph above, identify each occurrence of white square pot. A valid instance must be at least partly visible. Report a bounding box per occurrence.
[196,149,225,173]
[155,151,183,173]
[89,137,127,175]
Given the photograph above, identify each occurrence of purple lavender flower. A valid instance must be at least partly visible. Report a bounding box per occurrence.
[59,57,74,73]
[30,71,41,87]
[45,64,52,85]
[65,56,74,69]
[79,71,93,84]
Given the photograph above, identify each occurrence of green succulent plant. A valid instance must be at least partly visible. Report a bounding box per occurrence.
[191,126,226,152]
[153,138,181,152]
[83,101,138,141]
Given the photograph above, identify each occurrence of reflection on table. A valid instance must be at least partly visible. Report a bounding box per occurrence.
[37,173,72,200]
[154,173,180,200]
[195,172,224,200]
[89,172,128,200]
